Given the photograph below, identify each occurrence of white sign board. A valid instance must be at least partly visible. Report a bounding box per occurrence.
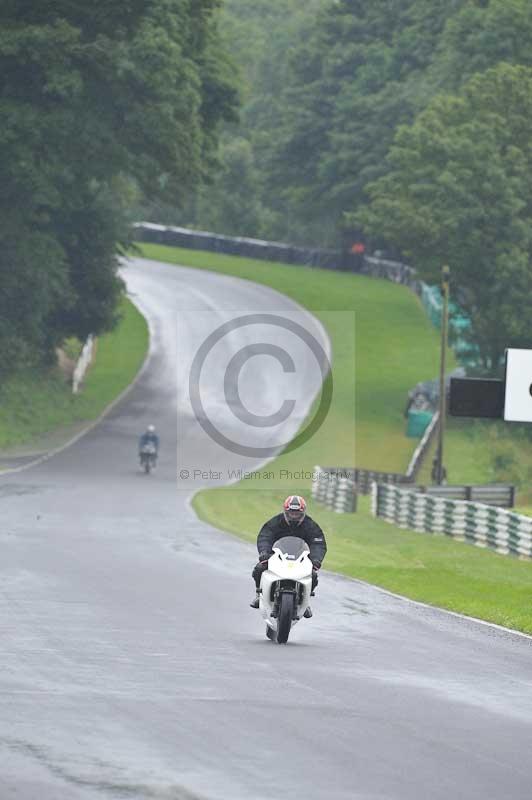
[504,348,532,422]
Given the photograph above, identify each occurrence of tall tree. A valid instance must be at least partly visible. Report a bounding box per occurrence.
[430,0,532,90]
[0,0,237,374]
[355,63,532,370]
[266,0,455,245]
[163,0,328,241]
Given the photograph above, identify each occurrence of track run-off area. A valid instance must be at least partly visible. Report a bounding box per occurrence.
[1,257,531,800]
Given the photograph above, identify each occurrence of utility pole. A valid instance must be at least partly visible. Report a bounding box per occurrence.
[435,265,450,485]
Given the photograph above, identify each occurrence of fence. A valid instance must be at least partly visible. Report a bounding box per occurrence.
[313,465,413,496]
[311,464,417,512]
[407,483,515,507]
[420,283,477,365]
[372,483,529,557]
[133,222,417,282]
[311,467,357,513]
[72,335,94,394]
[134,223,341,269]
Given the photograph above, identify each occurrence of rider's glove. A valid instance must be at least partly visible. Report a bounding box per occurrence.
[258,552,271,564]
[312,560,321,570]
[252,555,269,578]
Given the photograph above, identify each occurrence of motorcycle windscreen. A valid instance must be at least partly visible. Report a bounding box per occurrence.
[272,536,310,559]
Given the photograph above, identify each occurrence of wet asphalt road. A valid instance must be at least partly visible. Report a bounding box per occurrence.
[1,257,531,800]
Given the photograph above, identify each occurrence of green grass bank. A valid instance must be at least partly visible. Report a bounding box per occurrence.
[0,297,148,450]
[140,243,532,633]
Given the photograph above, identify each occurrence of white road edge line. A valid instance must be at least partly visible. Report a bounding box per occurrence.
[327,569,532,642]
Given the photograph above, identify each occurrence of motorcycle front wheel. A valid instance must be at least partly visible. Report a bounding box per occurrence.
[276,593,295,644]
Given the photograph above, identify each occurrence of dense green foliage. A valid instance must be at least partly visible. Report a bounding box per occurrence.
[267,0,453,245]
[0,0,237,378]
[143,0,329,238]
[0,297,148,451]
[162,0,532,368]
[357,63,532,368]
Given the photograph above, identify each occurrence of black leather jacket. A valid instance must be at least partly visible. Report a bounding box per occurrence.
[257,513,327,565]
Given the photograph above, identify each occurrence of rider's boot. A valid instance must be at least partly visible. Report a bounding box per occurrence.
[250,591,260,609]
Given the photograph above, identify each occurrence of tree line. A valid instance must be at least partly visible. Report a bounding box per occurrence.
[167,0,532,371]
[0,0,237,379]
[4,0,531,376]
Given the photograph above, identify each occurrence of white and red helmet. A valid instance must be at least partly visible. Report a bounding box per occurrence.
[283,495,307,525]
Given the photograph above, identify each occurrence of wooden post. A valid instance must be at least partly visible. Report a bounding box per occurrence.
[435,265,450,485]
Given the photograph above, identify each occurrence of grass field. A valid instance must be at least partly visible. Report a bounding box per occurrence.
[0,297,148,450]
[140,243,532,633]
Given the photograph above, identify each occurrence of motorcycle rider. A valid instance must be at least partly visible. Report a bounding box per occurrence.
[138,424,159,464]
[250,495,327,616]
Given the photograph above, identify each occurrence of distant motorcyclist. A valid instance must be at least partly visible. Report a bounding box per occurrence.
[250,495,327,612]
[139,425,159,462]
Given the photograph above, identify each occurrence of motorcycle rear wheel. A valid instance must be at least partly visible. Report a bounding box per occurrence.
[276,593,295,644]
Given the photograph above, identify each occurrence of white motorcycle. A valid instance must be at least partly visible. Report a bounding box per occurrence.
[259,536,314,644]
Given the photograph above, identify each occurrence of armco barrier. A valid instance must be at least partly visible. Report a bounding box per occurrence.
[313,465,413,497]
[134,222,341,269]
[411,484,515,508]
[372,483,530,558]
[133,222,418,283]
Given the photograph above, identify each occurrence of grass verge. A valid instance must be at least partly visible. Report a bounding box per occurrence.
[0,297,148,450]
[140,243,532,633]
